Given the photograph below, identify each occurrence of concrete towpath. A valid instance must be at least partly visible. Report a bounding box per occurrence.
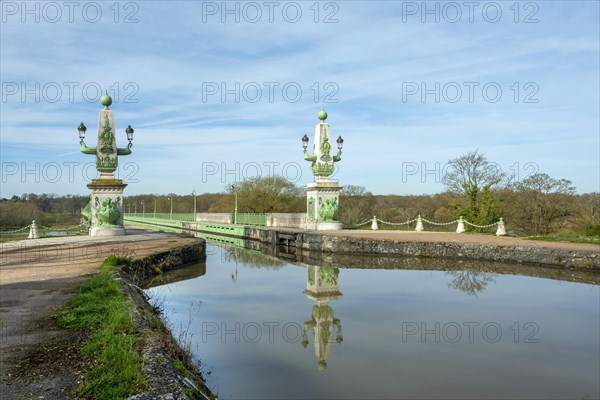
[0,230,198,399]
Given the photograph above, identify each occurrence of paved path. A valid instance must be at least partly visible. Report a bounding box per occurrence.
[0,230,199,399]
[0,229,196,285]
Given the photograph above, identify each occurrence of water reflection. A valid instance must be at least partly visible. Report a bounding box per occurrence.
[213,245,286,282]
[446,270,496,296]
[144,241,600,399]
[218,245,286,270]
[144,262,206,288]
[301,266,343,372]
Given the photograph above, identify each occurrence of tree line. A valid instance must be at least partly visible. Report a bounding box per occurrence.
[2,151,598,236]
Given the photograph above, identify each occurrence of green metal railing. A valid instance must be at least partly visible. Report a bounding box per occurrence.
[123,212,267,226]
[124,212,196,221]
[123,215,249,238]
[234,213,267,226]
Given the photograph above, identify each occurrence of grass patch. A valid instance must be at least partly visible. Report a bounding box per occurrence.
[0,236,29,242]
[526,231,600,245]
[59,271,146,399]
[99,254,132,270]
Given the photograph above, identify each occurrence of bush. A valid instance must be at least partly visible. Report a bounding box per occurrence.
[585,224,600,237]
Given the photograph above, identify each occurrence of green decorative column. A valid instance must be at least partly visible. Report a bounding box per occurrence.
[78,92,134,236]
[301,108,344,230]
[301,265,343,372]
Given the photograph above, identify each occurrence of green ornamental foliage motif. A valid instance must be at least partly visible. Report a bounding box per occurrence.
[308,197,316,221]
[319,130,332,162]
[312,162,335,176]
[318,197,339,222]
[312,304,334,321]
[94,196,121,227]
[96,155,117,170]
[99,114,115,153]
[81,200,92,226]
[318,267,339,286]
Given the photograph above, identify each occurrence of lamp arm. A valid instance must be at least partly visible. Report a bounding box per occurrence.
[333,150,342,162]
[304,151,317,162]
[117,142,133,155]
[80,140,97,154]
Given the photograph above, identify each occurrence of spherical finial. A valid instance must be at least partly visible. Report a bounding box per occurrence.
[317,108,327,122]
[100,90,112,109]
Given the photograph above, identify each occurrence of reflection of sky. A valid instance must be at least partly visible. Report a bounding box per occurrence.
[147,246,600,399]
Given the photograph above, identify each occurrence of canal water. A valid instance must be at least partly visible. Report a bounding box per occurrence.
[145,242,600,399]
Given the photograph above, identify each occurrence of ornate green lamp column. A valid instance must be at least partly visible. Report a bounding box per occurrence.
[77,91,134,236]
[301,108,344,230]
[301,265,343,372]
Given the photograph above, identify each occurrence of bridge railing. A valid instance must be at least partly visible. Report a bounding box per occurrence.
[124,213,196,221]
[123,212,268,226]
[234,213,267,226]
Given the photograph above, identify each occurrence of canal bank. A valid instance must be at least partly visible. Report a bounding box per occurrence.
[123,217,599,269]
[0,231,211,399]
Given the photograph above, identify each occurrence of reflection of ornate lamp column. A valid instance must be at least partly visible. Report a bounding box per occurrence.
[301,108,344,230]
[78,91,134,236]
[301,265,343,372]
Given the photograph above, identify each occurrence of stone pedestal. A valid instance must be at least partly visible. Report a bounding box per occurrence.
[305,181,343,230]
[87,179,127,236]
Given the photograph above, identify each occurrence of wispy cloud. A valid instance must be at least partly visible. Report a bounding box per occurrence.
[1,1,598,197]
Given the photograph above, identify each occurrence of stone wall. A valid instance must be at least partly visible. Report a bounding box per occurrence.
[195,212,231,224]
[242,227,599,269]
[195,212,306,228]
[266,213,306,228]
[296,233,599,269]
[119,239,206,284]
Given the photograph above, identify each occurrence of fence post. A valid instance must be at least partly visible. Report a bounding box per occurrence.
[415,215,424,232]
[28,220,39,239]
[495,218,507,236]
[371,216,378,230]
[456,216,465,233]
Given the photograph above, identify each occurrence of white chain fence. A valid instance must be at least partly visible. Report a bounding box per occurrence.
[351,215,506,235]
[1,221,86,239]
[0,225,32,234]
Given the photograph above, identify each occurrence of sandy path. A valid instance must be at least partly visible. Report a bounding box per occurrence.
[0,230,199,399]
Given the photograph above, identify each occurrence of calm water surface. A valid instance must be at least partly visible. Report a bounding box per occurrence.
[146,243,600,400]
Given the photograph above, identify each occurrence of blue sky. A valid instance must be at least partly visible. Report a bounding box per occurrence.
[1,1,598,197]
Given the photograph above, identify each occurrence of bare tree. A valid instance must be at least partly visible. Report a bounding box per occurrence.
[339,185,374,227]
[512,173,576,235]
[442,150,507,227]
